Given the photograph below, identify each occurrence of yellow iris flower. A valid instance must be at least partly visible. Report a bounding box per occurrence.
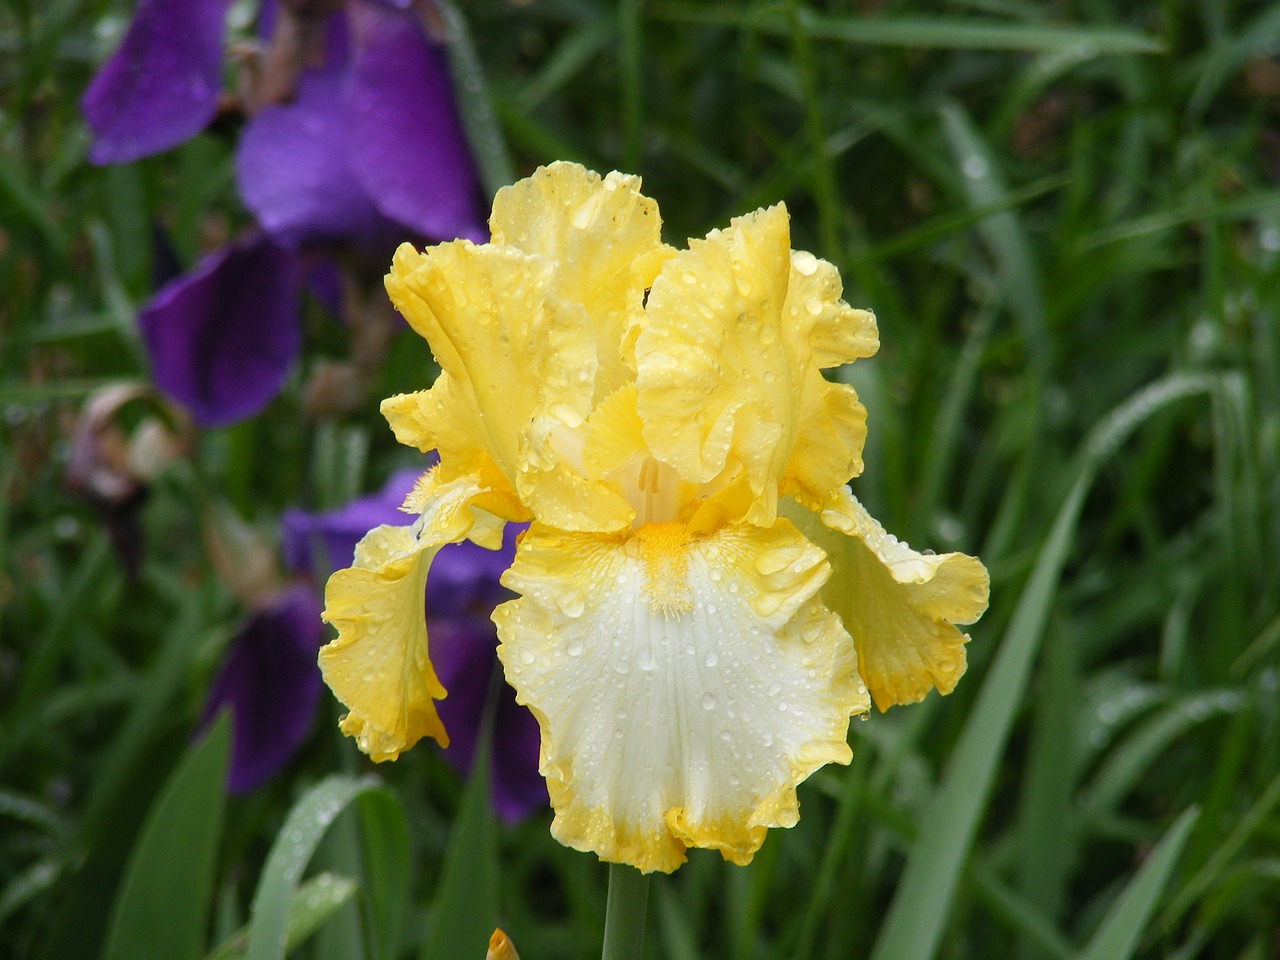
[319,161,989,874]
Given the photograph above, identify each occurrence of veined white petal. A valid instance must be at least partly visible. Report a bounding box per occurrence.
[494,519,869,873]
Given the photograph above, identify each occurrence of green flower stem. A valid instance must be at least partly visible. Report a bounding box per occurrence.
[601,862,650,960]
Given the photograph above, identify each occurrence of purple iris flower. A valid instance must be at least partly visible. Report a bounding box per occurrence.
[81,0,229,165]
[203,584,327,793]
[84,0,486,427]
[273,469,546,820]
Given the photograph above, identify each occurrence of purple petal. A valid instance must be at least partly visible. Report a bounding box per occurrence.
[236,70,385,247]
[344,2,486,243]
[139,234,301,427]
[82,0,230,164]
[202,585,326,793]
[281,465,520,618]
[426,532,518,621]
[280,467,425,575]
[429,616,546,823]
[490,690,549,822]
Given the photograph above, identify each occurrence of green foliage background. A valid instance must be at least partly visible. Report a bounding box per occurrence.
[3,0,1279,958]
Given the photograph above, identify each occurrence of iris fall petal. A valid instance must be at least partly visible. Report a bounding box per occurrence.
[345,4,486,242]
[83,0,229,164]
[793,489,990,711]
[494,520,868,873]
[139,234,300,427]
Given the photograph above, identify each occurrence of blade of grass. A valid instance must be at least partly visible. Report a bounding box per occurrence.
[938,100,1048,370]
[1081,689,1246,816]
[205,874,358,960]
[419,729,499,960]
[511,16,613,113]
[436,0,514,193]
[1159,767,1280,932]
[869,372,1222,960]
[619,0,643,171]
[101,716,230,960]
[656,6,1164,54]
[245,775,386,960]
[1076,806,1199,960]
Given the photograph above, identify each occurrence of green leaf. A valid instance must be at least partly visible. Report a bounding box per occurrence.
[101,715,231,960]
[869,373,1222,960]
[1082,690,1246,815]
[658,7,1164,54]
[1160,768,1280,931]
[436,0,514,194]
[245,775,385,960]
[1076,807,1198,960]
[938,101,1048,369]
[205,873,359,960]
[420,741,499,960]
[355,789,413,960]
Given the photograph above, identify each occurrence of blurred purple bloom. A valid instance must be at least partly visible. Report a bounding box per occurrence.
[203,584,326,793]
[139,234,300,427]
[343,4,486,243]
[84,0,486,425]
[282,469,546,820]
[82,0,230,164]
[237,3,486,247]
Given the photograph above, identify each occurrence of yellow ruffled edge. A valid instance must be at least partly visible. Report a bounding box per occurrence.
[384,236,640,534]
[783,487,989,711]
[489,161,672,401]
[318,471,511,761]
[635,205,882,533]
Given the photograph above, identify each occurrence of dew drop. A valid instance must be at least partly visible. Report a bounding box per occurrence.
[701,692,717,710]
[792,250,819,276]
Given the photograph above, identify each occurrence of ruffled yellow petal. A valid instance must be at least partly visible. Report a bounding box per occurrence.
[319,474,505,761]
[784,489,989,711]
[780,251,879,506]
[494,519,869,873]
[489,161,673,400]
[385,238,632,532]
[636,207,878,527]
[636,204,794,527]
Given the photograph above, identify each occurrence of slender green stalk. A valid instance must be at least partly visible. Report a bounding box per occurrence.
[602,863,650,960]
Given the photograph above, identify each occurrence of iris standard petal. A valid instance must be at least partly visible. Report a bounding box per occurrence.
[791,489,990,711]
[202,585,325,793]
[636,204,797,527]
[345,2,486,243]
[495,520,868,873]
[139,234,300,427]
[779,251,879,508]
[236,70,385,246]
[489,162,672,398]
[82,0,229,164]
[385,240,632,531]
